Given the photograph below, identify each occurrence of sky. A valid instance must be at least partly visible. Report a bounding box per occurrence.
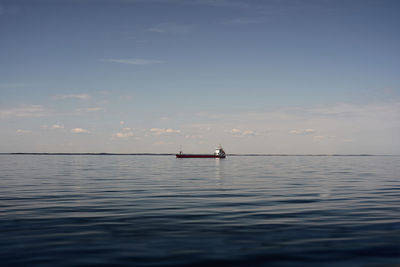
[0,0,399,154]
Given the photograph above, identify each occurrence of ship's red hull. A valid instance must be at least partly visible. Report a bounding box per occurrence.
[176,154,225,158]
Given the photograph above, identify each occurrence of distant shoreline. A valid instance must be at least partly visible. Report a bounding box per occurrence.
[0,153,397,156]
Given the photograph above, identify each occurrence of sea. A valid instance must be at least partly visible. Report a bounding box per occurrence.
[0,155,399,266]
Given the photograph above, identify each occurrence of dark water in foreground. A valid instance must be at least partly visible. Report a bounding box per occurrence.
[0,155,399,266]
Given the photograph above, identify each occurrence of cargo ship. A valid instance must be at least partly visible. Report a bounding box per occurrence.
[176,146,226,158]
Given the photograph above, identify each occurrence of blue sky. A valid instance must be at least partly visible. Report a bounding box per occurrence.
[0,0,399,154]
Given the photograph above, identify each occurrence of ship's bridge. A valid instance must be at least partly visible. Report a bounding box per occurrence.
[215,146,225,156]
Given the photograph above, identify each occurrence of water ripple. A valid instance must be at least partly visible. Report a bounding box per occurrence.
[0,155,399,266]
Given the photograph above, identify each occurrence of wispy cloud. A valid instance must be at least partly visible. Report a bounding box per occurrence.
[150,128,181,135]
[41,124,64,130]
[112,132,134,139]
[55,94,91,100]
[230,128,256,137]
[102,58,164,65]
[51,124,64,129]
[289,128,315,135]
[149,23,194,34]
[0,105,48,119]
[71,128,90,134]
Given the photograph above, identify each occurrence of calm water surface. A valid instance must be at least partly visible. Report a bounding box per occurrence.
[0,155,399,266]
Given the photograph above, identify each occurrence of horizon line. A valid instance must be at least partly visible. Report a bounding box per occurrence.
[0,153,398,157]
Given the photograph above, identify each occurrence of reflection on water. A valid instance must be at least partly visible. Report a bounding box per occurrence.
[214,158,224,182]
[0,155,399,266]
